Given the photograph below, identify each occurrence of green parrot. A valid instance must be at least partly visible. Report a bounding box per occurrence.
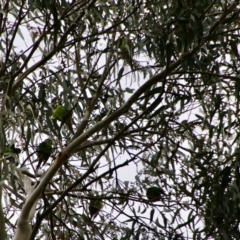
[36,139,53,169]
[146,186,165,202]
[5,144,21,163]
[89,198,103,219]
[52,105,74,134]
[118,36,134,70]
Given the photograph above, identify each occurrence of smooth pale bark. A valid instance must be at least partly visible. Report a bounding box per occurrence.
[14,221,31,240]
[13,172,39,240]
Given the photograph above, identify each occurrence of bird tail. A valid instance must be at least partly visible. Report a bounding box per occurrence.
[64,119,74,134]
[67,123,74,134]
[36,160,42,170]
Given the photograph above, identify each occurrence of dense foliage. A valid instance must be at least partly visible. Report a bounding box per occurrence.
[0,0,240,239]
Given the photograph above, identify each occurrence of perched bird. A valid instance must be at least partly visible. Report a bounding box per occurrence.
[52,105,74,134]
[5,144,21,163]
[89,198,103,219]
[146,186,165,202]
[118,36,134,70]
[36,139,53,170]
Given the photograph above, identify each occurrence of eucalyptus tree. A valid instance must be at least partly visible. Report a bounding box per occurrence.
[0,0,240,239]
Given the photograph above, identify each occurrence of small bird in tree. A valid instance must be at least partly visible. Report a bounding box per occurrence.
[5,144,21,163]
[36,139,53,170]
[118,36,134,70]
[52,105,74,134]
[146,186,165,202]
[89,198,103,219]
